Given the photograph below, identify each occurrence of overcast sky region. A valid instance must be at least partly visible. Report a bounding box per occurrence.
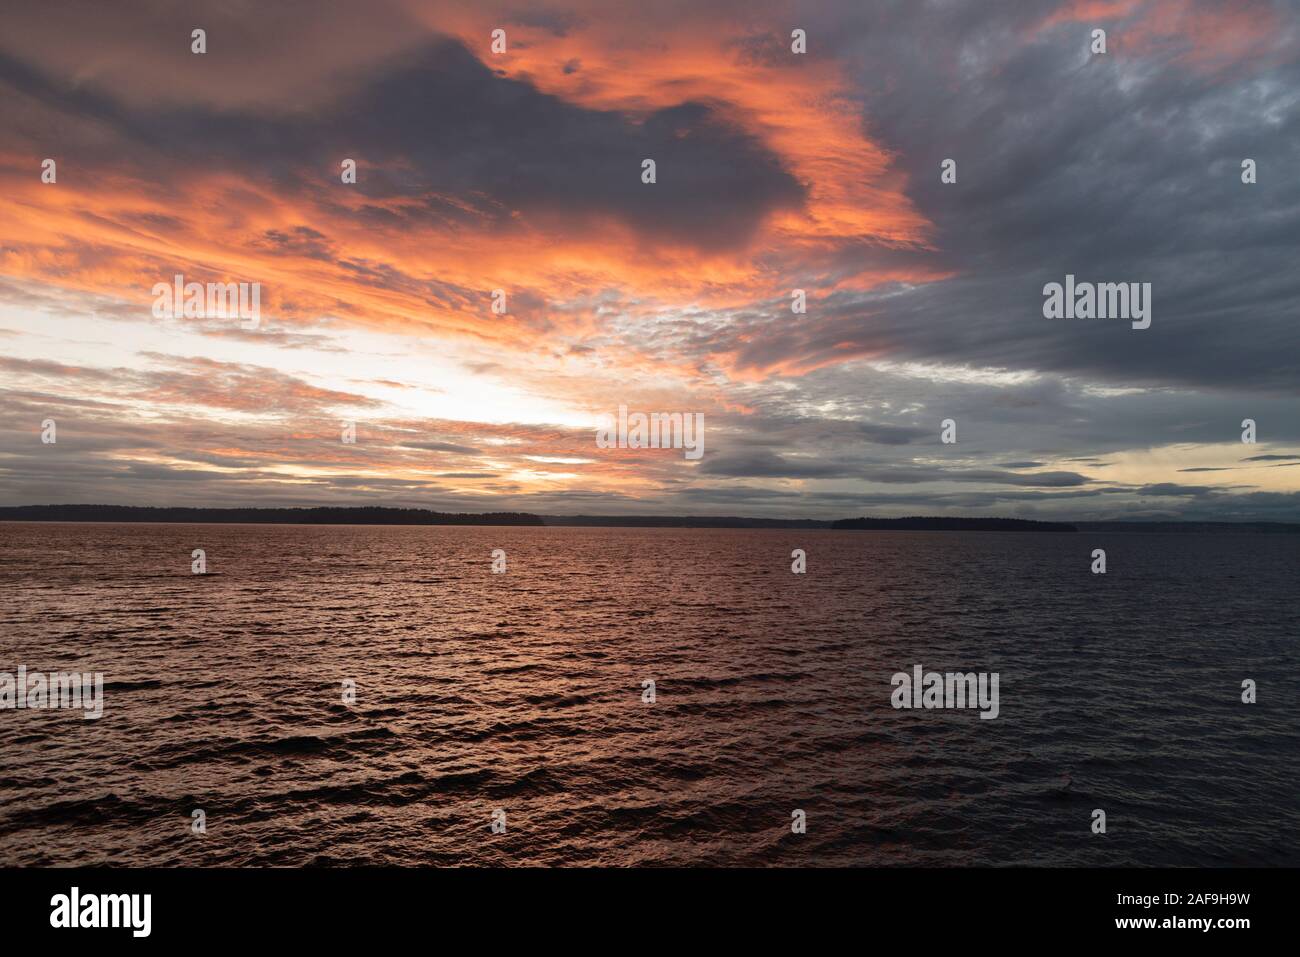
[1,0,1297,520]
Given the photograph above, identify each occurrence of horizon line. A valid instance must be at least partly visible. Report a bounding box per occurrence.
[2,505,1298,531]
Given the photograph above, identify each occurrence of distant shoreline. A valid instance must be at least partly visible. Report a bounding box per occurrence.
[1,505,1297,533]
[0,505,544,526]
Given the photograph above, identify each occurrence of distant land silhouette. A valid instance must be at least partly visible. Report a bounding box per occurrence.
[2,505,1297,532]
[0,505,544,526]
[831,516,1076,532]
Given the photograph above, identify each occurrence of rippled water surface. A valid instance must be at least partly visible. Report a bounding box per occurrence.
[1,522,1297,866]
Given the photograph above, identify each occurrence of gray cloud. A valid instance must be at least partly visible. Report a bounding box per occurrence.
[0,37,805,253]
[699,1,1300,393]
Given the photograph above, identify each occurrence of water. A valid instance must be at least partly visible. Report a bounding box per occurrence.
[1,522,1296,866]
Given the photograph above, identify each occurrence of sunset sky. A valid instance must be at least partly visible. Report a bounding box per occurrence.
[1,0,1297,519]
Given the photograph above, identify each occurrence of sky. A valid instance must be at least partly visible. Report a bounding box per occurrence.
[1,0,1297,520]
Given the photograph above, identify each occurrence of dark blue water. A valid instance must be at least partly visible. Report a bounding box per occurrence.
[1,523,1296,865]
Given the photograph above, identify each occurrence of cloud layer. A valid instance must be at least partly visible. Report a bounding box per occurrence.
[1,0,1297,519]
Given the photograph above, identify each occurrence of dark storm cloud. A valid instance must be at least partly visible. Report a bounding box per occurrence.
[675,486,803,503]
[699,450,857,478]
[1137,482,1218,497]
[339,48,806,249]
[719,0,1300,392]
[704,411,929,451]
[0,38,804,252]
[950,469,1089,488]
[698,447,1092,486]
[853,467,1091,487]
